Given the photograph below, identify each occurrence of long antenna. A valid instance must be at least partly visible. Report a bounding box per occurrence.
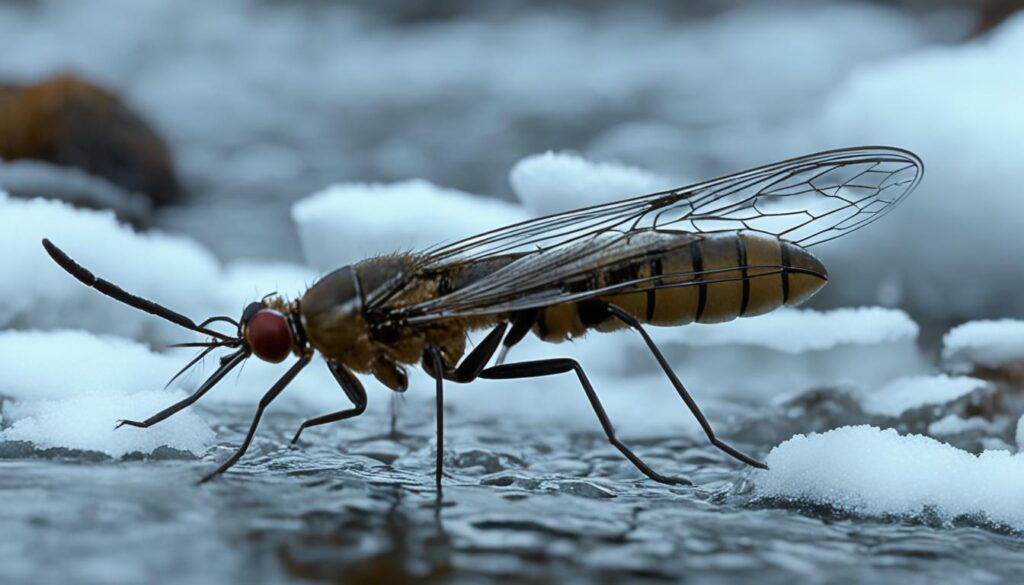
[42,239,233,341]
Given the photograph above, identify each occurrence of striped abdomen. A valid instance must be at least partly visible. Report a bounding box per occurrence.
[533,232,827,342]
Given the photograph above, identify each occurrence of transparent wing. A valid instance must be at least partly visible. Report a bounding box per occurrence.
[400,146,922,321]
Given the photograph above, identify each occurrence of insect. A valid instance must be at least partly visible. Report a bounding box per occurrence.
[43,146,922,488]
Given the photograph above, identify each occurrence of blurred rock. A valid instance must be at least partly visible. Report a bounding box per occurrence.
[0,75,180,207]
[976,0,1024,34]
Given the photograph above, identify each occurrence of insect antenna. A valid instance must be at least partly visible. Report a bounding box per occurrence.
[42,239,233,341]
[198,315,240,330]
[164,343,223,389]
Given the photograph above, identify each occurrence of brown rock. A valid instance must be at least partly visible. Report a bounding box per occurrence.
[0,74,181,206]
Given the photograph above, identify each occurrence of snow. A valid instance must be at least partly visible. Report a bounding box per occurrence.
[636,308,928,400]
[928,415,1000,437]
[291,180,529,271]
[2,390,214,458]
[756,426,1024,530]
[0,193,220,341]
[859,375,988,418]
[660,307,918,354]
[0,330,213,456]
[942,320,1024,373]
[0,193,316,343]
[791,13,1024,320]
[509,151,680,216]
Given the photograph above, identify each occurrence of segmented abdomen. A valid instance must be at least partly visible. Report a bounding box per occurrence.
[533,232,828,342]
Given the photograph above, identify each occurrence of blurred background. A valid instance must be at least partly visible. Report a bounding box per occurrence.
[3,0,1022,335]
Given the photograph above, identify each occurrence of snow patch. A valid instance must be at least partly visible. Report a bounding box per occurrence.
[928,415,1000,437]
[660,307,918,354]
[859,375,987,417]
[291,180,529,271]
[2,390,214,458]
[942,320,1024,373]
[509,151,679,216]
[0,193,315,343]
[0,193,219,341]
[0,330,213,456]
[756,426,1024,530]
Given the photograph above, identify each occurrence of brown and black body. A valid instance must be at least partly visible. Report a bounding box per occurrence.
[42,146,922,488]
[298,230,827,391]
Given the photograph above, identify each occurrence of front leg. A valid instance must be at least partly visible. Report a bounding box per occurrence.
[199,354,311,484]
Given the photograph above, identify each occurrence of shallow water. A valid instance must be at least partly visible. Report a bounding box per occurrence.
[3,398,1022,585]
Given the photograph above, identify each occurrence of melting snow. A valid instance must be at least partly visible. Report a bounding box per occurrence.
[942,319,1024,373]
[859,375,987,417]
[757,426,1024,530]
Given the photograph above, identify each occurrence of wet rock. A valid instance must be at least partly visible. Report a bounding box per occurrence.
[451,448,525,474]
[0,75,180,207]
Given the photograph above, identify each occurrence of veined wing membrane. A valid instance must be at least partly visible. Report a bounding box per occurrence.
[401,146,921,321]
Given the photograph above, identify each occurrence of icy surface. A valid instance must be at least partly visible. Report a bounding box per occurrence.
[942,320,1024,373]
[292,180,529,271]
[756,426,1024,530]
[859,375,988,417]
[509,151,679,216]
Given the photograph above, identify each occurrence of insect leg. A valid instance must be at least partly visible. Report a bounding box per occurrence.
[198,354,311,484]
[420,322,507,383]
[290,359,367,445]
[116,349,248,430]
[479,358,691,486]
[426,345,446,490]
[449,322,507,382]
[496,309,539,365]
[605,303,768,470]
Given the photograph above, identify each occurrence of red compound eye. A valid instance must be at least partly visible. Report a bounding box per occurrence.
[244,309,293,363]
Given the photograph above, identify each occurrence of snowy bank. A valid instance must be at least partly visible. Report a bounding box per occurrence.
[0,193,315,343]
[756,426,1024,531]
[0,329,400,456]
[942,320,1024,374]
[645,308,927,398]
[859,375,988,418]
[291,180,529,271]
[0,330,213,457]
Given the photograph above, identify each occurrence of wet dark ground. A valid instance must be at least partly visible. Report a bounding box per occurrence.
[4,400,1024,585]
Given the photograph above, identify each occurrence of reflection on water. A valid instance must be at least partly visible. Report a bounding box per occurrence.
[3,398,1024,585]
